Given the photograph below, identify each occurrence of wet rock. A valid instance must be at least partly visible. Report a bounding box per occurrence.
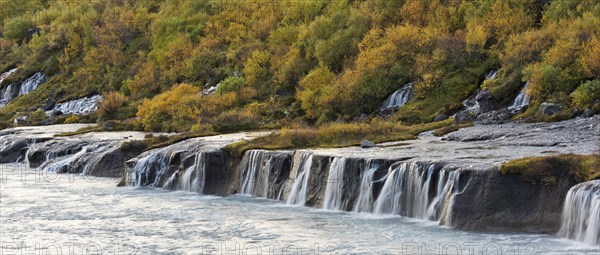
[475,90,501,113]
[361,140,377,148]
[475,109,513,125]
[581,109,594,118]
[434,114,449,122]
[454,111,474,124]
[0,139,29,163]
[41,98,56,111]
[539,103,562,115]
[13,116,28,125]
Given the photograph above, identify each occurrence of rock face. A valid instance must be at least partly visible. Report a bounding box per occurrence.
[539,102,563,115]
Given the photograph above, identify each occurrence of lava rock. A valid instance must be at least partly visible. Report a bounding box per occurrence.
[40,118,54,126]
[476,109,513,125]
[475,90,501,113]
[102,122,115,130]
[361,140,377,148]
[582,109,594,118]
[539,103,563,115]
[455,111,474,124]
[40,98,56,111]
[434,114,449,122]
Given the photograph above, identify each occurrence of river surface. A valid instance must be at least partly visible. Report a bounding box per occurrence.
[0,164,597,255]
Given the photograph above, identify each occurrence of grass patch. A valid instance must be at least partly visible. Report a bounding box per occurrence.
[432,122,474,137]
[54,121,137,137]
[501,154,600,185]
[225,118,453,157]
[120,130,219,157]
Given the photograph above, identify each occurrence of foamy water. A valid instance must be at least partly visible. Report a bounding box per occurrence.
[0,164,597,254]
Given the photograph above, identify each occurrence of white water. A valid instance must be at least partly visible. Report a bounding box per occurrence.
[286,154,313,206]
[558,180,600,246]
[322,157,347,210]
[39,146,89,173]
[352,162,379,213]
[51,95,103,115]
[178,152,207,193]
[381,83,414,109]
[0,71,45,107]
[509,82,532,110]
[240,150,265,195]
[462,70,498,114]
[1,164,595,254]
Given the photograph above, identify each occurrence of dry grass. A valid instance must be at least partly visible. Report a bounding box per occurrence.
[501,154,600,185]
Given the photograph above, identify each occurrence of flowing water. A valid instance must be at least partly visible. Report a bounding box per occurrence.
[1,164,597,254]
[510,82,532,110]
[51,95,104,115]
[381,83,414,109]
[559,180,600,246]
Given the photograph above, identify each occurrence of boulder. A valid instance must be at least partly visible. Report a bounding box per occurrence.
[454,111,473,124]
[360,140,377,148]
[434,114,449,122]
[475,90,501,113]
[582,109,594,118]
[475,109,513,125]
[40,98,56,111]
[539,103,562,115]
[13,116,28,125]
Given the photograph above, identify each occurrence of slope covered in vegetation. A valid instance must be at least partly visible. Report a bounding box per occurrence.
[0,0,598,133]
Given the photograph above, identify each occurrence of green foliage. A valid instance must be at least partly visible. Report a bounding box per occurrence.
[501,154,600,185]
[571,80,600,109]
[137,84,202,132]
[3,18,34,42]
[216,77,246,95]
[0,0,598,134]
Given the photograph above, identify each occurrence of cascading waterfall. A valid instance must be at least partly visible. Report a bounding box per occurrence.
[238,150,292,199]
[286,154,313,206]
[558,180,600,246]
[371,162,456,220]
[0,72,46,107]
[39,146,89,173]
[51,95,104,115]
[177,152,207,193]
[462,70,498,114]
[485,70,498,80]
[322,157,347,210]
[509,82,532,110]
[240,150,266,195]
[352,161,379,213]
[381,83,414,109]
[128,149,170,187]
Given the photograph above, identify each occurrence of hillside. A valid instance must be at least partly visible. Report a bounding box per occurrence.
[0,0,598,135]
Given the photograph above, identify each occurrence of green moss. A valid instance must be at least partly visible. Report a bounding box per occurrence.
[432,122,473,137]
[501,154,600,185]
[225,119,453,157]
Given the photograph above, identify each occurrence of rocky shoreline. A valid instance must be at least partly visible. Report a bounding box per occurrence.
[1,116,598,242]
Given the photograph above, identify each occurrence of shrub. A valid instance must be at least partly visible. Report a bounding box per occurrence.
[571,80,600,109]
[64,115,79,124]
[98,92,127,119]
[136,83,203,132]
[3,18,34,42]
[216,77,246,95]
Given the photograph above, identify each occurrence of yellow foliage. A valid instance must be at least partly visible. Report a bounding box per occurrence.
[136,84,202,132]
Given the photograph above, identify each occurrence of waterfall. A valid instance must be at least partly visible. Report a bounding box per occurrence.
[485,70,498,80]
[238,150,292,199]
[381,83,414,109]
[286,154,313,206]
[322,157,347,210]
[509,82,531,110]
[240,150,266,195]
[558,180,600,246]
[352,162,380,213]
[0,72,46,108]
[51,95,104,115]
[371,162,456,220]
[128,149,170,187]
[178,152,207,193]
[39,146,89,173]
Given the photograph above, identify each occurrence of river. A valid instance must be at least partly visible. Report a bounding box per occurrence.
[0,164,597,254]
